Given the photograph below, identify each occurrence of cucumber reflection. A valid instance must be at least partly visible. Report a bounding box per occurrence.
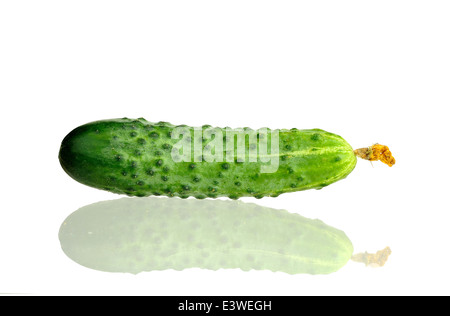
[59,197,353,275]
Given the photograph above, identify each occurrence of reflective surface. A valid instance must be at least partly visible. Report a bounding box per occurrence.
[59,197,353,275]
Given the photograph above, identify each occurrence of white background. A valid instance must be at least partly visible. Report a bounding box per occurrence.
[1,1,449,296]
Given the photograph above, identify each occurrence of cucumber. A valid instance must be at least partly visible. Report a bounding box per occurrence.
[59,118,359,199]
[58,197,354,275]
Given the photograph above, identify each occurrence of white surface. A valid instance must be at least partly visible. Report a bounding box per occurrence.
[0,1,449,296]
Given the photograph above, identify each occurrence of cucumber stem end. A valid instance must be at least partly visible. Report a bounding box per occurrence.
[354,144,396,167]
[351,247,392,268]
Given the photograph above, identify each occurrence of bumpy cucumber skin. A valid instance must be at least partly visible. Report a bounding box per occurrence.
[59,118,356,199]
[59,197,354,275]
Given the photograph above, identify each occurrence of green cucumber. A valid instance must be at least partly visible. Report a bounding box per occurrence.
[59,118,357,199]
[59,197,354,275]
